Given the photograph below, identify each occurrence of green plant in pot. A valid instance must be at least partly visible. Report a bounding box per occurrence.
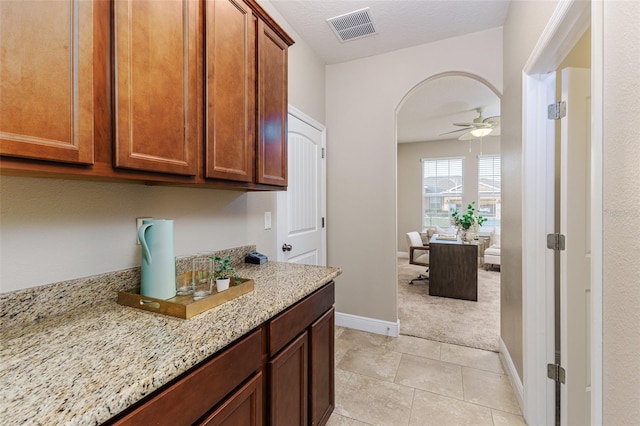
[451,202,487,242]
[211,255,239,292]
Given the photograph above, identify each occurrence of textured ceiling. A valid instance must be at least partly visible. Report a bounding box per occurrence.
[397,75,500,143]
[269,0,507,142]
[269,0,510,65]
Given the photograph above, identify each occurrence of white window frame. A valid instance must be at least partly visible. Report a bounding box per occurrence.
[478,154,501,233]
[421,157,464,230]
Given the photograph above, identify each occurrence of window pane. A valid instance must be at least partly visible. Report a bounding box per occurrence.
[422,158,463,228]
[478,155,501,232]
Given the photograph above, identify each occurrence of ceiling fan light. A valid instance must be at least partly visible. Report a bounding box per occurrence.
[470,128,492,137]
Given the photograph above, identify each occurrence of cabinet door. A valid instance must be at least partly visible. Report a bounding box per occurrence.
[113,0,198,176]
[309,308,335,426]
[198,372,263,426]
[256,20,288,186]
[0,0,94,164]
[204,0,255,182]
[268,332,308,425]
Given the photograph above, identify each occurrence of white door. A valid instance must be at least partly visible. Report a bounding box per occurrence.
[276,108,326,265]
[560,67,591,426]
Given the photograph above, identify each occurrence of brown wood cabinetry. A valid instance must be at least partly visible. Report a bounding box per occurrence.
[1,0,293,190]
[113,0,199,176]
[267,282,336,425]
[269,332,309,425]
[0,0,95,165]
[309,308,336,426]
[256,20,289,186]
[198,372,263,426]
[204,0,256,182]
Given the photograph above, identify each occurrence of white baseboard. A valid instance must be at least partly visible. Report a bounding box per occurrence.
[335,311,400,337]
[499,337,524,413]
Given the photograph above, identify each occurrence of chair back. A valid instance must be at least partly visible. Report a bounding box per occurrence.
[406,231,423,248]
[406,231,429,266]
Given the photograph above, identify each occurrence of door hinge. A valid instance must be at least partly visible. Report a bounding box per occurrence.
[548,101,566,120]
[322,217,325,228]
[547,363,566,384]
[321,147,325,159]
[546,233,566,251]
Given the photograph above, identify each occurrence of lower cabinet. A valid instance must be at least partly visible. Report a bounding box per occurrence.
[268,332,308,425]
[197,372,263,426]
[105,281,335,426]
[309,308,335,426]
[267,282,335,426]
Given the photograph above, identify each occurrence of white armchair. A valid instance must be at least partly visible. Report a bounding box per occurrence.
[484,228,501,269]
[406,232,429,284]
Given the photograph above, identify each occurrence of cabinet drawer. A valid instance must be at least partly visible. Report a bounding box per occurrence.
[268,282,334,356]
[110,328,262,425]
[197,371,263,426]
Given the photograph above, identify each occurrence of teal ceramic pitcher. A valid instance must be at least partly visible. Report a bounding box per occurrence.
[137,219,177,300]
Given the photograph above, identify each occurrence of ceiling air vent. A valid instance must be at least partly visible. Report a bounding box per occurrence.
[327,7,377,43]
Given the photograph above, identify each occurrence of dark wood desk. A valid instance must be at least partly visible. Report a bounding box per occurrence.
[429,234,478,301]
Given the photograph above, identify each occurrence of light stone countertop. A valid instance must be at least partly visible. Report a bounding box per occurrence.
[0,261,341,426]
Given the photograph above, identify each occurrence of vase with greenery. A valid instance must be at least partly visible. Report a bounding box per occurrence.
[211,255,239,292]
[451,202,487,242]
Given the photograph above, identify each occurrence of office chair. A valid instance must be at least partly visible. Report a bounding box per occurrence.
[406,231,429,284]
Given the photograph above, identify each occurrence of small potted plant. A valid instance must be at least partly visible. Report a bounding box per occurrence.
[211,255,239,292]
[451,202,487,242]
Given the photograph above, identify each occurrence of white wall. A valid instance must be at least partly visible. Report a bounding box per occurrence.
[602,1,640,422]
[326,27,502,323]
[501,0,559,379]
[397,136,500,252]
[0,178,253,292]
[0,1,326,294]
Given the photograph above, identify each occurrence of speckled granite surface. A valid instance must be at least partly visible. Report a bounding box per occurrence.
[0,247,341,425]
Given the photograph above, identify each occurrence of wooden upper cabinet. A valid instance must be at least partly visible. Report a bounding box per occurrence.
[256,20,289,187]
[0,0,94,165]
[204,0,256,182]
[113,0,199,176]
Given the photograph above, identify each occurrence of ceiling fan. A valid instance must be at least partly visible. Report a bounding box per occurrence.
[441,107,501,140]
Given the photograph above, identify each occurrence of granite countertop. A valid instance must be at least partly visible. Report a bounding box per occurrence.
[0,261,341,425]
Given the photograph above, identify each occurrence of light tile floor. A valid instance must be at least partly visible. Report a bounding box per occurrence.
[328,327,526,426]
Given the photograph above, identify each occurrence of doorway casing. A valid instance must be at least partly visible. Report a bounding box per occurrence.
[521,0,602,425]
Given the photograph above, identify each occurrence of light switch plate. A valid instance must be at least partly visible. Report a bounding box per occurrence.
[264,212,272,230]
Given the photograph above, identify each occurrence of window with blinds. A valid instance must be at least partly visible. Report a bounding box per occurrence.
[478,155,501,232]
[422,157,463,228]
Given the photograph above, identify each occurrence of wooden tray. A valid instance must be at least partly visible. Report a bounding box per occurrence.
[117,278,254,319]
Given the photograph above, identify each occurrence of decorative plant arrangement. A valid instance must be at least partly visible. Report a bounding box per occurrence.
[119,253,254,319]
[451,202,487,242]
[211,255,239,292]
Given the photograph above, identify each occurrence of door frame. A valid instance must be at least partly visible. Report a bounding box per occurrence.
[521,1,603,424]
[276,105,327,265]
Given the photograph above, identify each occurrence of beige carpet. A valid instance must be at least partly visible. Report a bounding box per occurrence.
[397,257,501,352]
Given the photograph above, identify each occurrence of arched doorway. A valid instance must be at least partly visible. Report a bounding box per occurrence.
[395,72,502,351]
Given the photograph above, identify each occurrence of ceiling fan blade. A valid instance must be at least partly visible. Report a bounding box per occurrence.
[454,122,491,128]
[440,128,471,136]
[483,116,501,125]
